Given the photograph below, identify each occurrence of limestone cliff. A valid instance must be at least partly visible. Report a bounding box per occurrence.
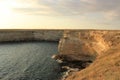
[58,30,120,61]
[65,46,120,80]
[55,30,120,80]
[0,30,63,42]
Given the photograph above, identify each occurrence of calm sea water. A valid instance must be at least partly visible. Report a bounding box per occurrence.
[0,42,61,80]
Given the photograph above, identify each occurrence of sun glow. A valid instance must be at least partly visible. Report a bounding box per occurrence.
[0,0,19,28]
[0,5,11,16]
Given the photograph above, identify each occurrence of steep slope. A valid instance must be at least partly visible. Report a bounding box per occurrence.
[54,30,120,80]
[65,46,120,80]
[58,30,120,58]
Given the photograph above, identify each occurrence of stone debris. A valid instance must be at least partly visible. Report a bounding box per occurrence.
[61,66,79,80]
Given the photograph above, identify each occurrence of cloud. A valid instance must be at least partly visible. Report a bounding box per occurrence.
[12,0,120,19]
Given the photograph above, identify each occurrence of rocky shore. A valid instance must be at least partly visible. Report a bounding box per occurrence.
[53,30,120,80]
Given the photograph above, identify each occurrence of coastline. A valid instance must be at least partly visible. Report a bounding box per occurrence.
[53,30,120,80]
[0,29,120,80]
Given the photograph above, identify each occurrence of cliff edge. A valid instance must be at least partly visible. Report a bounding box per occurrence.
[54,30,120,80]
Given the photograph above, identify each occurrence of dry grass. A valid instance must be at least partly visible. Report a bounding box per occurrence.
[65,46,120,80]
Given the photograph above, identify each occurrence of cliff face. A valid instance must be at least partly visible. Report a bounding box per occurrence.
[0,30,63,42]
[66,46,120,80]
[33,30,63,41]
[56,30,120,80]
[58,30,120,61]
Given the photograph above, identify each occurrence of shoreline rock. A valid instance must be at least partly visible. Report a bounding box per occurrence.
[55,30,120,80]
[52,54,92,80]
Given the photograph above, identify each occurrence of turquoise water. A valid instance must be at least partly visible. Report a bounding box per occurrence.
[0,42,61,80]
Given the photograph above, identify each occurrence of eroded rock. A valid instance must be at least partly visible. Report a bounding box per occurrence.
[53,30,120,80]
[58,30,120,62]
[65,46,120,80]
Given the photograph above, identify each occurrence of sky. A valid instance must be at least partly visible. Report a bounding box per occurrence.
[0,0,120,29]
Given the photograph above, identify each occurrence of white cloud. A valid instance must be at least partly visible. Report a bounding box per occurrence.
[11,0,120,19]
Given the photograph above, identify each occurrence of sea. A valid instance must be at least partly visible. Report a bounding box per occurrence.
[0,42,61,80]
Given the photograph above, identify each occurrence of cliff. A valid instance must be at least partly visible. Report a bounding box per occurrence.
[0,30,63,42]
[54,30,120,80]
[66,46,120,80]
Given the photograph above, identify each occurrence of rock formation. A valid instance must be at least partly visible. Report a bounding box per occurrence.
[58,30,120,60]
[65,46,120,80]
[55,30,120,80]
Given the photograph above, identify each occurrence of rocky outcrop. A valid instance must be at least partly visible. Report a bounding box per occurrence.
[58,30,120,61]
[65,46,120,80]
[53,30,120,80]
[0,30,63,42]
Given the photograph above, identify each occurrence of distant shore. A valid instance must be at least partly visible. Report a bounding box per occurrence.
[0,30,63,42]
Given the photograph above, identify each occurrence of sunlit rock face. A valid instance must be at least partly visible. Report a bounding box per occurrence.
[65,45,120,80]
[58,30,120,62]
[57,30,120,80]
